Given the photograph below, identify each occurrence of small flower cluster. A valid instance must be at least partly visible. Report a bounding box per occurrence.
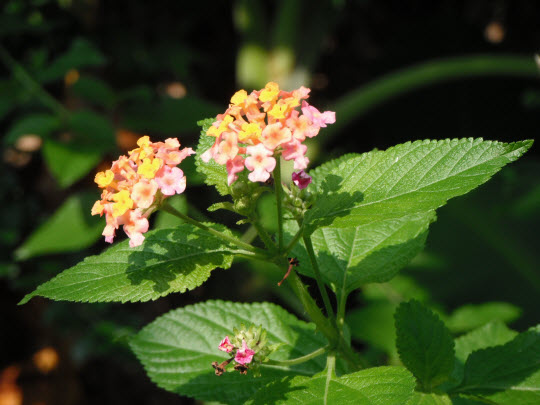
[201,82,335,186]
[91,136,194,247]
[213,324,277,377]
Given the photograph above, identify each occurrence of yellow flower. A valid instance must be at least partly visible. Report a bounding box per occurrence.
[268,102,288,120]
[95,170,114,188]
[207,115,234,137]
[238,122,262,142]
[111,190,134,217]
[231,90,248,106]
[138,158,163,179]
[259,82,280,102]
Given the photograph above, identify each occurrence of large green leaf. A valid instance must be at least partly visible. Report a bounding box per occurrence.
[68,110,116,150]
[42,139,102,188]
[305,138,533,233]
[130,301,328,404]
[20,224,235,304]
[457,325,540,404]
[247,366,415,405]
[446,302,521,334]
[14,192,104,260]
[395,300,455,390]
[71,76,117,109]
[195,118,230,196]
[286,210,434,294]
[405,392,452,405]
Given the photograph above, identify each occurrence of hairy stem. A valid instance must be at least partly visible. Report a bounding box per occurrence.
[160,203,266,256]
[266,345,329,367]
[252,220,278,252]
[274,158,284,252]
[284,223,303,255]
[303,234,335,319]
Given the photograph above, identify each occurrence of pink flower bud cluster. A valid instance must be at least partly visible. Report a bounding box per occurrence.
[218,336,255,365]
[91,136,194,247]
[201,82,335,185]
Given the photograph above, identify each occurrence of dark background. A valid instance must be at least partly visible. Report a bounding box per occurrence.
[1,0,538,404]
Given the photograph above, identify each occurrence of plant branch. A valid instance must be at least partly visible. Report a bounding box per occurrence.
[284,223,303,254]
[266,345,329,367]
[274,158,284,252]
[160,202,267,256]
[303,234,335,319]
[252,220,278,252]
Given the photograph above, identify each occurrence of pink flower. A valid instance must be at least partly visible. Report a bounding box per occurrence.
[292,170,312,189]
[215,132,239,165]
[234,340,255,365]
[301,101,336,128]
[155,166,186,196]
[285,110,319,141]
[123,210,150,247]
[218,336,234,353]
[282,138,309,170]
[226,155,245,185]
[261,122,292,150]
[245,144,276,183]
[131,180,158,209]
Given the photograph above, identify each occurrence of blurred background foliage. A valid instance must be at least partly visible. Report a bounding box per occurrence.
[0,0,538,404]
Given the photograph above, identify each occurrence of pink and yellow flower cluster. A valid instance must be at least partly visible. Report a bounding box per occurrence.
[91,136,194,247]
[202,82,335,185]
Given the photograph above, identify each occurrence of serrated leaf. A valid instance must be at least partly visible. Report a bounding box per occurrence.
[14,192,104,260]
[286,211,434,294]
[395,300,455,390]
[457,325,540,404]
[405,392,452,405]
[446,302,521,334]
[447,322,517,390]
[4,113,61,144]
[20,224,235,304]
[42,139,102,188]
[195,118,230,196]
[129,301,328,404]
[247,366,415,405]
[305,138,533,233]
[38,38,106,84]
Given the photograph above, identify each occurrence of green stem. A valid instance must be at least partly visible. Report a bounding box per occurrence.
[284,223,303,255]
[303,234,335,319]
[240,225,258,244]
[323,55,540,146]
[252,220,278,252]
[274,158,284,252]
[266,345,329,367]
[160,203,266,256]
[336,290,347,332]
[0,45,69,117]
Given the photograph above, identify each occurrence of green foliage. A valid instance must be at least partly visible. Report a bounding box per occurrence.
[68,110,116,150]
[14,192,104,260]
[446,302,521,334]
[457,325,540,404]
[305,138,533,233]
[247,366,415,405]
[406,392,452,405]
[71,76,116,109]
[42,139,102,188]
[395,300,455,390]
[195,118,230,196]
[20,224,236,304]
[4,113,60,144]
[130,301,328,404]
[37,38,106,84]
[154,195,188,229]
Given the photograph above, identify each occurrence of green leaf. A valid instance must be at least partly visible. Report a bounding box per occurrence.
[405,392,452,405]
[4,113,61,144]
[195,118,230,196]
[68,110,116,151]
[306,138,533,233]
[14,192,104,260]
[287,210,434,294]
[38,38,106,84]
[71,76,116,109]
[448,322,517,389]
[129,301,328,404]
[247,366,415,405]
[457,325,540,404]
[20,223,235,304]
[395,300,455,390]
[446,302,521,334]
[42,139,102,188]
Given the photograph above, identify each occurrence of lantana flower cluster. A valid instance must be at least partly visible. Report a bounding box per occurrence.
[213,324,277,376]
[91,136,194,247]
[201,82,335,186]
